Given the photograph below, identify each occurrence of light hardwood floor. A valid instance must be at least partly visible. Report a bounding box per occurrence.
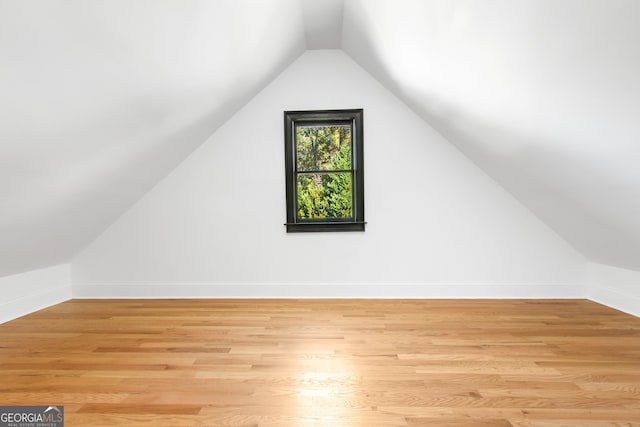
[1,299,639,426]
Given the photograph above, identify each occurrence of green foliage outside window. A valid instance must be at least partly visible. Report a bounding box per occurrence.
[295,125,353,220]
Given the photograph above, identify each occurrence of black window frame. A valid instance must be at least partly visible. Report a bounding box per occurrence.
[284,109,365,232]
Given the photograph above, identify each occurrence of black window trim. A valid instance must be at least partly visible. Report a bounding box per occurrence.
[284,108,365,232]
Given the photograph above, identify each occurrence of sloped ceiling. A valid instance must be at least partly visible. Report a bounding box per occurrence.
[0,0,305,277]
[342,0,640,271]
[1,0,639,277]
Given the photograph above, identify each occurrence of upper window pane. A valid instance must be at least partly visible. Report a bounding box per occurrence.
[296,125,351,172]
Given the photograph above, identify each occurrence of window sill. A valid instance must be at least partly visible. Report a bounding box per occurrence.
[284,221,366,233]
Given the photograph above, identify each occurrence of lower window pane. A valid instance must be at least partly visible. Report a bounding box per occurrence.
[297,173,353,220]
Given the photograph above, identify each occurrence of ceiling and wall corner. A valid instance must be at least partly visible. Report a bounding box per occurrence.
[301,0,344,48]
[1,0,639,302]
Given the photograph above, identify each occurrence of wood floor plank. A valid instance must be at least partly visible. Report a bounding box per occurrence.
[1,299,640,426]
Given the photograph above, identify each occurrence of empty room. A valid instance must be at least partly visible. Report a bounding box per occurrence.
[1,0,640,426]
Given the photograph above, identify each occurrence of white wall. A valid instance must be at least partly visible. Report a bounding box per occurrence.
[71,50,586,298]
[0,264,71,324]
[589,263,640,317]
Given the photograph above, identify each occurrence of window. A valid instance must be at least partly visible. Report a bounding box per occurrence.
[284,109,365,232]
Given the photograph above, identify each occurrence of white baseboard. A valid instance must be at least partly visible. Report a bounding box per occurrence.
[72,281,586,299]
[590,285,640,317]
[589,263,640,317]
[0,284,71,324]
[0,264,72,324]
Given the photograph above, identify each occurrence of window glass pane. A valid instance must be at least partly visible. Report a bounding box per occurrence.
[296,125,351,171]
[296,173,353,220]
